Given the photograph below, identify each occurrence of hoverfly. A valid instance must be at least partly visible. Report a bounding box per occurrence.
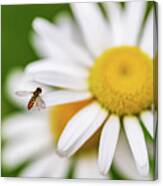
[16,87,46,110]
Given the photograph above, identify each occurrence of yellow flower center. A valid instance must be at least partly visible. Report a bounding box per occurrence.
[89,46,153,115]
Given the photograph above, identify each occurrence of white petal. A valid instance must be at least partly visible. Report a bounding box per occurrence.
[7,70,40,107]
[55,14,77,39]
[103,2,123,45]
[140,10,156,58]
[2,132,53,168]
[57,102,108,157]
[75,155,108,179]
[43,90,92,107]
[20,152,70,178]
[123,116,149,176]
[123,1,146,45]
[140,111,154,138]
[113,131,152,180]
[55,14,85,46]
[98,115,120,175]
[6,69,49,109]
[34,71,88,91]
[33,18,93,67]
[71,3,112,57]
[32,34,70,60]
[2,112,49,140]
[6,69,28,108]
[26,59,89,78]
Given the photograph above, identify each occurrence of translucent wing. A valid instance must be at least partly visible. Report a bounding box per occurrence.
[15,90,33,97]
[35,96,46,110]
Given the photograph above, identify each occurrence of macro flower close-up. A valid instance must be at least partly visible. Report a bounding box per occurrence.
[1,1,157,180]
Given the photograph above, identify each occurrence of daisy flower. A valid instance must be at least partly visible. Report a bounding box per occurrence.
[13,2,157,178]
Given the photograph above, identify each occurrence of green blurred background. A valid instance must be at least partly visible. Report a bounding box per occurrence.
[1,4,71,119]
[1,4,72,176]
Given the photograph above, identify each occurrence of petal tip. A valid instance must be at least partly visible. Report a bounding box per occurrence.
[98,159,109,177]
[137,163,149,177]
[32,17,46,32]
[98,165,108,177]
[56,147,67,158]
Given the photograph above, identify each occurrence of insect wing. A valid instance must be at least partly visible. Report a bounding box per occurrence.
[36,96,46,110]
[15,91,33,97]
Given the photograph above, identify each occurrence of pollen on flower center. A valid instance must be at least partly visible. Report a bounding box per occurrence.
[89,46,153,115]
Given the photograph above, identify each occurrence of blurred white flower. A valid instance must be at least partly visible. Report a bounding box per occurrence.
[2,70,107,179]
